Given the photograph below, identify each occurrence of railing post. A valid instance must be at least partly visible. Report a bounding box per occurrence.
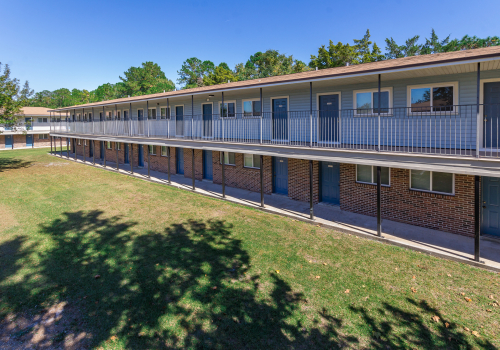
[378,74,381,152]
[476,62,481,158]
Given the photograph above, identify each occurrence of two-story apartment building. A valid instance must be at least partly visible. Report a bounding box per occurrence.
[1,107,59,149]
[50,46,500,260]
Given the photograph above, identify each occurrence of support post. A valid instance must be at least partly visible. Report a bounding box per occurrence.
[260,155,264,207]
[130,143,134,174]
[60,136,62,157]
[476,62,481,158]
[309,160,314,219]
[32,116,34,148]
[147,100,150,137]
[147,145,151,178]
[377,166,382,236]
[67,138,69,158]
[167,98,170,138]
[83,139,85,163]
[50,135,53,153]
[192,148,195,190]
[129,103,132,136]
[116,142,119,171]
[310,82,313,147]
[104,141,106,167]
[475,175,481,262]
[92,107,95,134]
[222,152,226,198]
[260,88,263,144]
[378,74,381,152]
[74,139,76,160]
[167,147,171,184]
[93,140,95,165]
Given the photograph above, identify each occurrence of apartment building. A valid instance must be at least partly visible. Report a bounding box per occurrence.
[49,47,500,259]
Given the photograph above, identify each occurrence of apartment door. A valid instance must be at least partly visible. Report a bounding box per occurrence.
[5,135,13,149]
[89,140,93,157]
[138,145,144,167]
[138,109,144,135]
[482,176,500,237]
[272,157,288,195]
[100,141,104,159]
[176,106,184,136]
[177,147,184,174]
[484,82,500,148]
[26,134,33,147]
[320,162,340,205]
[203,150,213,180]
[203,104,213,137]
[319,94,340,143]
[272,98,288,140]
[124,144,129,164]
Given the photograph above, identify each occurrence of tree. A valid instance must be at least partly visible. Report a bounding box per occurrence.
[443,35,500,51]
[236,50,309,80]
[119,62,175,97]
[309,30,384,69]
[0,63,33,130]
[177,58,215,89]
[421,29,450,55]
[202,63,238,86]
[384,35,422,59]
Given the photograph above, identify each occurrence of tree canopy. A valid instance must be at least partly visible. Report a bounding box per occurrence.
[0,63,33,129]
[177,58,215,89]
[119,62,175,96]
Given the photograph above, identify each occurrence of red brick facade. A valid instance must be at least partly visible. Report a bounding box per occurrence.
[0,134,60,149]
[288,159,320,204]
[212,152,273,194]
[147,145,176,175]
[339,164,475,237]
[184,148,203,180]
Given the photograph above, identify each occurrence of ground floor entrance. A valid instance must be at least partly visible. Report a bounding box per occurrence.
[320,161,340,205]
[482,176,500,237]
[177,148,184,174]
[26,134,33,147]
[272,157,288,195]
[5,135,13,149]
[203,150,213,180]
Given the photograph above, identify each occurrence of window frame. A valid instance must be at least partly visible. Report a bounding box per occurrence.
[242,99,262,118]
[106,141,112,149]
[409,170,455,195]
[243,153,261,169]
[148,107,157,120]
[77,139,81,145]
[148,145,156,155]
[407,82,459,115]
[355,165,391,186]
[353,87,393,116]
[160,106,171,120]
[38,134,48,139]
[37,117,48,123]
[116,142,120,150]
[116,111,120,120]
[218,100,237,118]
[220,152,236,165]
[107,111,113,120]
[161,146,168,156]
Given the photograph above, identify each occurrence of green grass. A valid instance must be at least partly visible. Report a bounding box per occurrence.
[0,148,499,349]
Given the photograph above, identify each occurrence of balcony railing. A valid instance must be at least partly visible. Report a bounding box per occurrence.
[51,104,500,158]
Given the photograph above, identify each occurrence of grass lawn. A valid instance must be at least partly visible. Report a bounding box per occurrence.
[0,148,499,349]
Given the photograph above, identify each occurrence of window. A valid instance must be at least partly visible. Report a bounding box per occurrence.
[84,140,87,145]
[123,110,128,120]
[161,146,167,156]
[410,170,454,194]
[37,117,48,123]
[408,82,457,113]
[354,88,392,115]
[107,141,112,149]
[116,142,120,150]
[220,152,235,165]
[148,108,157,120]
[116,111,121,120]
[148,145,156,155]
[243,100,261,117]
[220,101,236,118]
[107,112,112,120]
[356,165,390,186]
[244,154,261,168]
[39,134,48,139]
[160,107,170,119]
[78,139,81,145]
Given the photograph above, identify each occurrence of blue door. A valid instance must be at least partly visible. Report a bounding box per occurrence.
[320,162,340,205]
[484,82,500,148]
[176,106,184,136]
[138,109,144,135]
[26,134,33,147]
[203,150,213,180]
[5,135,13,149]
[272,98,288,140]
[482,176,500,237]
[203,104,212,137]
[124,144,129,164]
[100,141,104,159]
[272,157,288,195]
[177,147,184,174]
[319,95,340,143]
[88,140,93,157]
[138,145,144,167]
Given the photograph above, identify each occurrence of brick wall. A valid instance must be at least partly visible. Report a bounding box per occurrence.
[13,135,25,148]
[184,148,203,180]
[339,164,475,237]
[288,159,320,203]
[212,152,273,194]
[147,145,176,175]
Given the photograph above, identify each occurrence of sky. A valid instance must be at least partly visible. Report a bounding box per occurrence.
[2,0,500,93]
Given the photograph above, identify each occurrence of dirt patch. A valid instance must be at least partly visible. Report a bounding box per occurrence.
[0,204,18,232]
[0,302,91,350]
[42,163,70,167]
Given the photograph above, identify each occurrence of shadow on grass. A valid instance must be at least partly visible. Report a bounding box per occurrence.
[0,210,495,349]
[0,157,32,172]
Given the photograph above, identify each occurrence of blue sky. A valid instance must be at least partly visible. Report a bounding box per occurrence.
[2,0,499,92]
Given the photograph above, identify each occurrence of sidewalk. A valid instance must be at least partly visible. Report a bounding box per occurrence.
[54,152,500,272]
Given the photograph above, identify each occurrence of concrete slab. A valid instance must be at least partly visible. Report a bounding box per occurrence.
[54,152,500,273]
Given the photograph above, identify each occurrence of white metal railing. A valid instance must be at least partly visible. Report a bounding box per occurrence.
[50,104,497,158]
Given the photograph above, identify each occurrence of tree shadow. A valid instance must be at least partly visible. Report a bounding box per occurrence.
[0,210,495,349]
[0,157,33,172]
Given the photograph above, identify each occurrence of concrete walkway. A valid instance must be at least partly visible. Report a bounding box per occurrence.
[53,152,500,272]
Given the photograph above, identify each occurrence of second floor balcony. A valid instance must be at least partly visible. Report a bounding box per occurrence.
[51,104,500,159]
